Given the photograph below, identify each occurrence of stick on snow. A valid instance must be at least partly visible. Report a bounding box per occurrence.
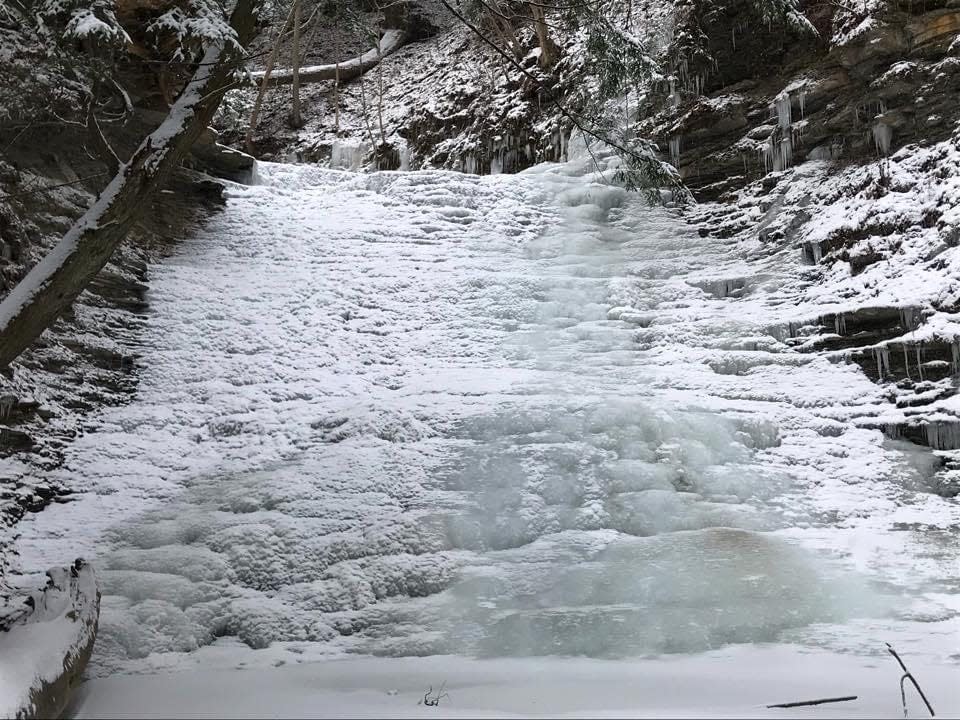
[766,695,858,709]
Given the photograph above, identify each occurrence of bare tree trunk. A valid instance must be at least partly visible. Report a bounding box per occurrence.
[246,1,296,153]
[376,28,386,145]
[357,48,377,148]
[528,1,557,67]
[334,9,341,134]
[489,13,521,59]
[290,0,303,128]
[0,0,260,370]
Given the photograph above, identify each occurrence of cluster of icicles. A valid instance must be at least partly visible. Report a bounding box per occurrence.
[459,131,561,176]
[666,82,895,174]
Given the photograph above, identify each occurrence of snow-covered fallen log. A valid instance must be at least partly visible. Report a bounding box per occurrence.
[0,0,259,370]
[250,29,405,86]
[0,561,99,720]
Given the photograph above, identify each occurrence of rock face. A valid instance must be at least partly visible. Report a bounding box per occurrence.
[0,561,100,720]
[646,4,960,200]
[637,1,960,466]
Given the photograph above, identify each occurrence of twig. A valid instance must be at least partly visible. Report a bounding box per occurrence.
[0,173,108,202]
[422,681,450,707]
[887,643,936,718]
[2,123,33,153]
[766,695,857,709]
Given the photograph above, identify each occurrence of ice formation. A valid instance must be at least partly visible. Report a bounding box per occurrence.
[10,154,960,703]
[760,90,799,172]
[329,140,370,170]
[668,136,681,167]
[872,122,893,156]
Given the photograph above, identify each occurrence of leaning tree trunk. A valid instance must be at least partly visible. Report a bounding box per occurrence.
[0,0,260,370]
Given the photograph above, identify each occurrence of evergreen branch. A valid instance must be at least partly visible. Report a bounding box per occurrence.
[440,0,688,201]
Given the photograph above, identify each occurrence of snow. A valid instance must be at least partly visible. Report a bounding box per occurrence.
[7,151,960,712]
[0,614,77,716]
[70,647,960,718]
[64,10,130,44]
[0,563,97,718]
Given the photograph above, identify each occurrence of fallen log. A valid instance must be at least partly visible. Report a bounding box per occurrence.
[0,0,260,370]
[250,28,405,86]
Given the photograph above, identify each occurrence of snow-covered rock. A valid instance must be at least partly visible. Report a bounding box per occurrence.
[1,560,99,720]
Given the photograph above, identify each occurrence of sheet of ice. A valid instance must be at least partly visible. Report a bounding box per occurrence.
[72,648,960,718]
[8,155,960,712]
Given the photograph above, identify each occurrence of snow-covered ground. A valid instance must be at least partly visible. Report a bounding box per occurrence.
[70,648,960,718]
[8,152,960,715]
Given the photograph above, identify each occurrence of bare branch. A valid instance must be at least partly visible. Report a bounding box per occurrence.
[887,643,936,718]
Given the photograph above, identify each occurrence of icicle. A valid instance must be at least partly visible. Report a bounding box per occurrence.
[873,123,892,156]
[900,307,920,332]
[763,136,775,172]
[762,90,795,173]
[951,340,960,374]
[834,313,847,335]
[774,91,792,130]
[874,347,891,380]
[903,344,911,381]
[925,422,960,451]
[916,344,924,381]
[669,76,679,108]
[778,137,792,171]
[669,137,681,167]
[799,90,806,120]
